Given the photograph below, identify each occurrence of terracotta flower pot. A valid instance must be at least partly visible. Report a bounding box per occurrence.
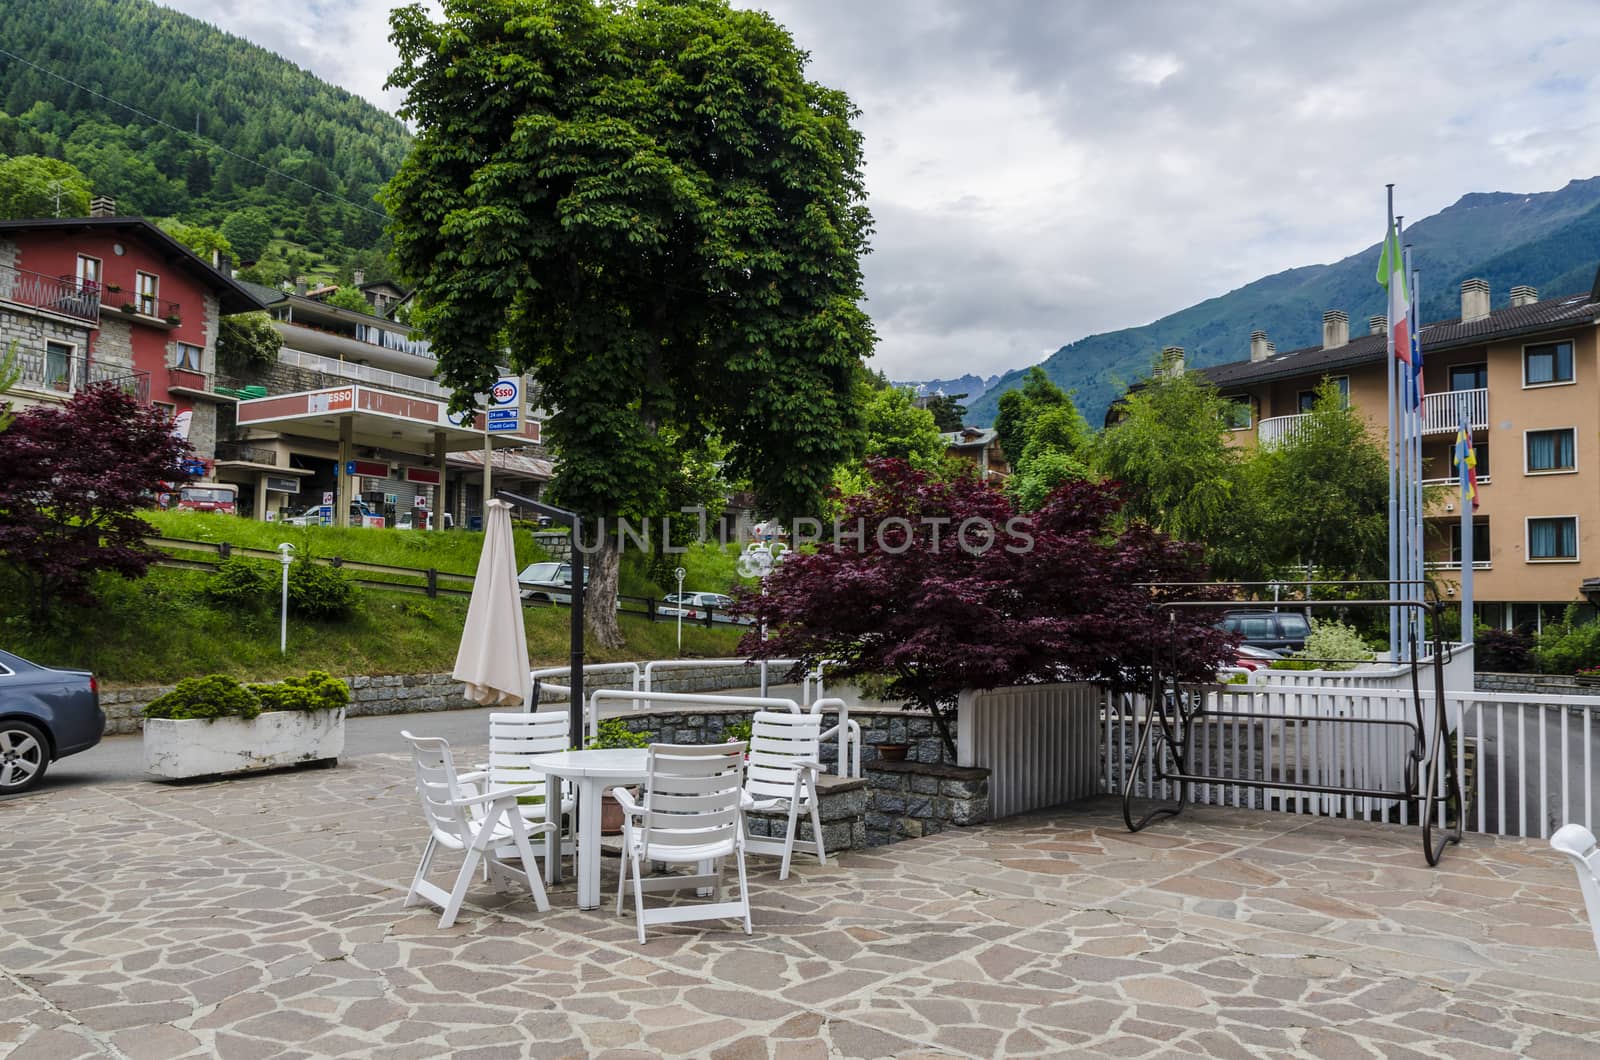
[877,743,910,762]
[601,789,627,835]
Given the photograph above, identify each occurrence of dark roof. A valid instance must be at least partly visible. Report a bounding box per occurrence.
[0,216,266,315]
[236,279,288,306]
[1197,290,1600,390]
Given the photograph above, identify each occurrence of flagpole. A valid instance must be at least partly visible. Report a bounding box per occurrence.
[1385,185,1400,660]
[1460,400,1474,646]
[1404,239,1421,660]
[1396,216,1414,661]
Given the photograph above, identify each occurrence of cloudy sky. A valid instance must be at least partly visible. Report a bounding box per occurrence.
[164,0,1600,382]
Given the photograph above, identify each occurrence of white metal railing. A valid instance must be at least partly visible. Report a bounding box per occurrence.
[1425,560,1492,570]
[1423,387,1487,435]
[1257,413,1309,447]
[278,346,447,398]
[641,658,799,698]
[587,688,803,746]
[1103,683,1600,839]
[1421,474,1490,488]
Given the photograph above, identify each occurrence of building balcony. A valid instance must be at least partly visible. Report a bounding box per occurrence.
[11,348,149,404]
[277,345,448,399]
[215,441,279,466]
[1422,387,1487,435]
[0,263,100,325]
[1425,559,1492,571]
[1257,413,1307,447]
[107,297,184,329]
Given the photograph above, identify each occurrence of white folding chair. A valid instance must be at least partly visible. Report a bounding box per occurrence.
[487,711,576,880]
[742,710,827,879]
[614,742,752,944]
[1551,823,1600,957]
[401,731,555,928]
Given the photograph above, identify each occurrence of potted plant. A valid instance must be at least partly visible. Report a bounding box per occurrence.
[164,314,182,326]
[876,741,910,762]
[721,717,752,758]
[587,717,650,834]
[119,301,137,314]
[142,670,348,780]
[103,282,121,293]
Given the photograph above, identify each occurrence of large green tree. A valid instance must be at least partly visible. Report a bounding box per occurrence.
[994,366,1092,510]
[0,155,91,219]
[385,0,874,646]
[1093,363,1257,577]
[1244,379,1388,581]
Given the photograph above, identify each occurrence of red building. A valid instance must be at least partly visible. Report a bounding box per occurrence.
[0,207,263,466]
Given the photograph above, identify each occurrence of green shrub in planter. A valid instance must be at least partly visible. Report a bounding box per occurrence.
[720,718,752,743]
[207,557,275,608]
[587,718,651,749]
[289,560,358,619]
[250,670,349,712]
[143,674,260,721]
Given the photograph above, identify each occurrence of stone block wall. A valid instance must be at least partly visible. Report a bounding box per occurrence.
[863,761,990,847]
[746,775,868,854]
[1475,672,1600,696]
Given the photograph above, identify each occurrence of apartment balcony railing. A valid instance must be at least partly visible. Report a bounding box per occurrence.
[0,263,100,324]
[278,345,447,398]
[1425,559,1492,570]
[108,296,183,326]
[1422,474,1491,489]
[12,348,149,403]
[1257,413,1308,447]
[1422,387,1487,435]
[355,322,434,359]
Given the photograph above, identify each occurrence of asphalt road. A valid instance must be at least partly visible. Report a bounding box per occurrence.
[5,681,866,801]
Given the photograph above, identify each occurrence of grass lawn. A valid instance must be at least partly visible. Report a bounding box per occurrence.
[143,509,553,576]
[5,567,743,687]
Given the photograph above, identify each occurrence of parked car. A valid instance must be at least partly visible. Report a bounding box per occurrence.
[283,500,381,527]
[1218,609,1312,653]
[519,561,573,603]
[658,591,750,624]
[0,649,103,795]
[1218,644,1284,677]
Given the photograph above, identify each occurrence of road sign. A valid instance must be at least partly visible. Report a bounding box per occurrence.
[488,377,520,433]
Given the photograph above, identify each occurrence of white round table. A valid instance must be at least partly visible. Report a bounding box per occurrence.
[527,749,649,909]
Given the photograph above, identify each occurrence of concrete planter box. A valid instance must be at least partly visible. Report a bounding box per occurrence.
[143,709,344,780]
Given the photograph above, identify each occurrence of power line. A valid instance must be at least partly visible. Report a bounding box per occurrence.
[0,43,391,219]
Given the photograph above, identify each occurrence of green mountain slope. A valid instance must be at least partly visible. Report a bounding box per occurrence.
[967,177,1600,427]
[0,0,410,272]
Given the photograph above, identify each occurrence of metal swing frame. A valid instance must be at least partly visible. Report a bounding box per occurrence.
[1121,582,1465,866]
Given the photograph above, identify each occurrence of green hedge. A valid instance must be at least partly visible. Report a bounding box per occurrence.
[143,670,349,721]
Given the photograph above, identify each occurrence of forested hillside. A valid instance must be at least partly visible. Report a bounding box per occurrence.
[0,0,411,284]
[967,177,1600,427]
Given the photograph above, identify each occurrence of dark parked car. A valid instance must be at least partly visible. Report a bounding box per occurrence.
[0,649,103,795]
[1218,609,1312,653]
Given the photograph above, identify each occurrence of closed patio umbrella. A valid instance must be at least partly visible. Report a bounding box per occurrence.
[453,498,530,706]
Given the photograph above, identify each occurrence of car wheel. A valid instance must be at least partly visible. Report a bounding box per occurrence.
[0,719,49,795]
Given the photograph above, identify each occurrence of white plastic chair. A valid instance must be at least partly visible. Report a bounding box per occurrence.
[742,710,827,879]
[487,711,576,880]
[401,731,555,928]
[614,742,752,944]
[1551,823,1600,957]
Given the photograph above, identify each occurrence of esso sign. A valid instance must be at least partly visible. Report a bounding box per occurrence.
[491,379,519,406]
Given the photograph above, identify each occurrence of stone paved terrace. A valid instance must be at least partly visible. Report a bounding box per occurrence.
[3,752,1598,1059]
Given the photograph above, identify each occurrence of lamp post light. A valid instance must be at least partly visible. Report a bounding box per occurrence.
[276,542,295,654]
[674,565,687,654]
[497,490,586,751]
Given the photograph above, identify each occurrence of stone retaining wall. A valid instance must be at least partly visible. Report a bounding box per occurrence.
[1474,672,1600,696]
[100,664,790,735]
[862,761,989,847]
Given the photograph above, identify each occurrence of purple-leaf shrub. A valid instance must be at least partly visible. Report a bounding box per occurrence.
[0,384,195,622]
[737,461,1230,751]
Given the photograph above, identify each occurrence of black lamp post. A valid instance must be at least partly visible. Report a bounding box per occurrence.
[497,490,585,750]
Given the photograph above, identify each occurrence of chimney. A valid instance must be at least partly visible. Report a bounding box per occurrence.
[1461,278,1490,322]
[294,276,308,296]
[1368,314,1387,336]
[1160,346,1185,376]
[210,249,221,269]
[1322,309,1349,350]
[352,269,365,287]
[89,195,116,217]
[1510,284,1539,307]
[1250,329,1271,362]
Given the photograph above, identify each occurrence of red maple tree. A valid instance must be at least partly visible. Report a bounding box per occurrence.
[737,461,1231,754]
[0,384,195,622]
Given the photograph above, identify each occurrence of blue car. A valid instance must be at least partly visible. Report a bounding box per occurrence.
[0,649,103,795]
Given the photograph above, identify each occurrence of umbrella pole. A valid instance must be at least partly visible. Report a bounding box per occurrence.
[570,518,585,751]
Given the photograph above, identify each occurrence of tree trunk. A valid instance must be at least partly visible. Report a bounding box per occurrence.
[584,533,625,649]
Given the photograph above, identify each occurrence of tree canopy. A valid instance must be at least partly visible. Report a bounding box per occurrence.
[0,154,90,219]
[384,0,875,643]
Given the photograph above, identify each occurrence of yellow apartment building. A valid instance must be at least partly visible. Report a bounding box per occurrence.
[1192,275,1600,633]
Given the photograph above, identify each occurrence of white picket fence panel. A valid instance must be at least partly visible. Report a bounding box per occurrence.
[1103,683,1600,840]
[957,683,1103,818]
